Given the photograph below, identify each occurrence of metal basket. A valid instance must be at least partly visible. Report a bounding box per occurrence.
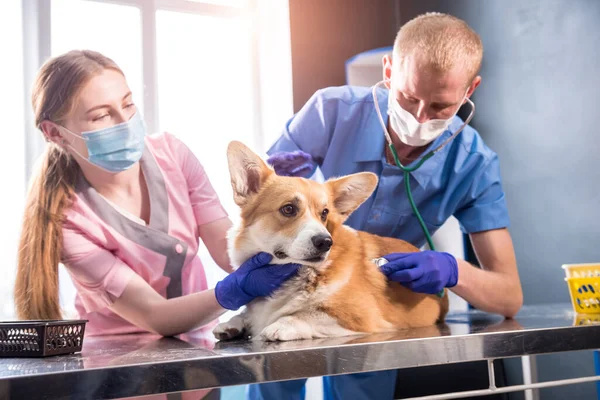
[0,320,87,357]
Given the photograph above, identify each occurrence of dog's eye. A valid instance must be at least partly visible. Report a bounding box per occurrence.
[321,208,329,221]
[280,204,297,217]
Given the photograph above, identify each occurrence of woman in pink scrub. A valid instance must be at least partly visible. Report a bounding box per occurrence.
[14,50,298,398]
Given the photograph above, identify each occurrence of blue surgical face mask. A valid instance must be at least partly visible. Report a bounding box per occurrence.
[60,111,147,173]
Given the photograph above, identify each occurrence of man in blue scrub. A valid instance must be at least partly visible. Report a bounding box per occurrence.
[249,12,523,400]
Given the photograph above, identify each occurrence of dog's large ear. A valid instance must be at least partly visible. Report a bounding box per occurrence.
[326,172,378,220]
[227,141,273,206]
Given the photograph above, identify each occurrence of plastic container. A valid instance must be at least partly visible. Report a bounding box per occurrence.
[0,320,87,357]
[562,263,600,314]
[574,314,600,326]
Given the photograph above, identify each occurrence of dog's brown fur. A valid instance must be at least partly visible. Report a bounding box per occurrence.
[322,221,449,332]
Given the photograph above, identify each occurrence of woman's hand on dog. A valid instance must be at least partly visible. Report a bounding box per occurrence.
[215,253,301,310]
[379,251,459,295]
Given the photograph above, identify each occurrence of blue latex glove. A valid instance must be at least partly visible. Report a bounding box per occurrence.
[215,252,301,310]
[378,251,459,295]
[266,150,315,177]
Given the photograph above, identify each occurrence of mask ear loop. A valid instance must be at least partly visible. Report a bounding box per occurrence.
[57,126,117,174]
[58,126,87,158]
[430,98,475,154]
[372,80,395,148]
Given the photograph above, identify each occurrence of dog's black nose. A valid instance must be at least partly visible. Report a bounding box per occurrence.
[311,234,333,252]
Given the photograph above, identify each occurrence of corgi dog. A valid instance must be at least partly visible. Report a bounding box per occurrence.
[213,141,449,342]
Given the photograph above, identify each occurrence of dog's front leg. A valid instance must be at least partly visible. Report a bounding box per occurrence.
[257,311,359,342]
[213,313,249,341]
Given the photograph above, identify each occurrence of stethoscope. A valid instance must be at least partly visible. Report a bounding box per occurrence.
[371,81,475,298]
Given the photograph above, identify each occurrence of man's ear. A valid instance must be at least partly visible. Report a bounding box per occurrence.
[227,141,273,206]
[326,172,378,221]
[465,75,482,101]
[382,54,393,89]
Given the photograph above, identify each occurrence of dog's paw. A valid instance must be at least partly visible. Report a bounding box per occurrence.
[258,316,313,342]
[213,316,245,341]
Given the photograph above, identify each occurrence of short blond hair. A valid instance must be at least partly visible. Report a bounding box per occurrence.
[393,12,483,82]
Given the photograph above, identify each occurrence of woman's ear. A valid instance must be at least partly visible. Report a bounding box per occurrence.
[40,120,67,146]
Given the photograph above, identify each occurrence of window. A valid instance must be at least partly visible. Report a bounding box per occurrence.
[0,1,26,319]
[156,10,255,219]
[156,10,257,285]
[51,0,145,113]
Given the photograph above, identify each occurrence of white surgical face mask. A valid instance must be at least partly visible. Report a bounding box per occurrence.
[387,84,470,147]
[60,111,146,173]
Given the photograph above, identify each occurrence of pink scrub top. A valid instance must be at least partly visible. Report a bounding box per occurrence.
[61,132,228,338]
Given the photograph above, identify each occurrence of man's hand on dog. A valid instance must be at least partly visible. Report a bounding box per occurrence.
[379,251,459,295]
[267,151,315,177]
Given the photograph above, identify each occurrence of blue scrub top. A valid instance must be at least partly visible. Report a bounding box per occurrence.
[267,85,510,249]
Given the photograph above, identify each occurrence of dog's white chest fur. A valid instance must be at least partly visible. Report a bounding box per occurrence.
[247,267,318,330]
[213,265,357,342]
